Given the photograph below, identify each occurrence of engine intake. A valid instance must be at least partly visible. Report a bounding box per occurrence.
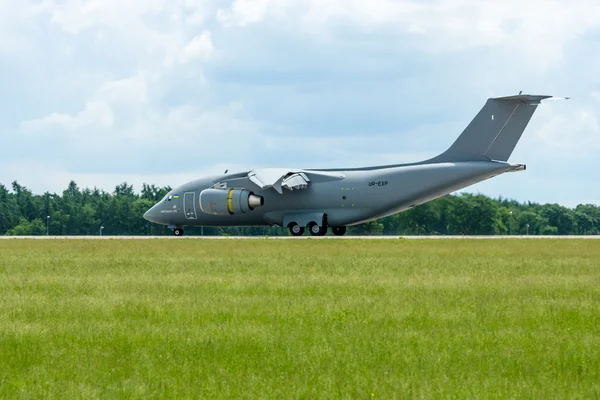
[199,188,264,216]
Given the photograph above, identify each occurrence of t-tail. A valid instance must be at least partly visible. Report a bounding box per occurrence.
[429,94,554,163]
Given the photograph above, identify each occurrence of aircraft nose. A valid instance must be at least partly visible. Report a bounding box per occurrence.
[143,203,162,224]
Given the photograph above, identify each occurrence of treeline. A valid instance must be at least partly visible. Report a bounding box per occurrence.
[1,181,599,236]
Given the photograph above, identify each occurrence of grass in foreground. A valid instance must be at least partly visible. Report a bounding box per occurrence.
[0,239,599,399]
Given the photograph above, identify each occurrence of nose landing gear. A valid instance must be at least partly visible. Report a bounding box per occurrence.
[173,227,184,236]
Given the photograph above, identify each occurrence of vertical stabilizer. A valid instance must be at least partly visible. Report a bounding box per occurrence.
[429,94,551,163]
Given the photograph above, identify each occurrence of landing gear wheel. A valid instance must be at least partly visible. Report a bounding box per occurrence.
[289,223,305,237]
[332,226,347,236]
[173,228,184,236]
[308,222,327,236]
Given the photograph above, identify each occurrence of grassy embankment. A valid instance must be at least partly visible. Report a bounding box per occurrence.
[1,239,599,399]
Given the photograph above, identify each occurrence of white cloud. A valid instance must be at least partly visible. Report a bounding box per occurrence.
[217,0,600,67]
[22,101,114,132]
[48,0,167,34]
[0,1,54,55]
[45,0,216,69]
[2,0,600,206]
[217,0,271,27]
[21,74,152,133]
[534,107,600,155]
[17,67,266,169]
[97,75,149,104]
[178,31,214,64]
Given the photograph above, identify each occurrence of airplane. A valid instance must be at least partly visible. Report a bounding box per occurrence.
[144,93,557,236]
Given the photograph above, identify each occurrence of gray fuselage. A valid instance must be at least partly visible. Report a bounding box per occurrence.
[143,160,519,228]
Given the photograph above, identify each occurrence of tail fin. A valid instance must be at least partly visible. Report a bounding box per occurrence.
[430,94,552,163]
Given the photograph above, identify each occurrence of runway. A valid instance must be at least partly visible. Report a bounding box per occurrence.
[1,235,599,240]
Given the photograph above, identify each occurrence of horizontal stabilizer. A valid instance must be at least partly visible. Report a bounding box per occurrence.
[493,94,553,104]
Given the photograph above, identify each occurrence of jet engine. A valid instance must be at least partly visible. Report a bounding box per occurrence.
[199,188,264,216]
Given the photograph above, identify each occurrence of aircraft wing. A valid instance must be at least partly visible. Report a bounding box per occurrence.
[247,168,345,194]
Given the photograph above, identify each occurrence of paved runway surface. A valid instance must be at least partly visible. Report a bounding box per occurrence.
[1,235,599,240]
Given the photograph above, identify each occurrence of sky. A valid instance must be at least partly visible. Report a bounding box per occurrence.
[1,0,599,206]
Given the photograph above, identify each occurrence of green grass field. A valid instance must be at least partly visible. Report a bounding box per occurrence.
[1,239,599,399]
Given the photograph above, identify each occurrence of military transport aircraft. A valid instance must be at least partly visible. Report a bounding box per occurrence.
[144,94,556,236]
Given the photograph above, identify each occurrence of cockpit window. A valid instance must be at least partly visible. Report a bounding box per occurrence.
[162,192,178,202]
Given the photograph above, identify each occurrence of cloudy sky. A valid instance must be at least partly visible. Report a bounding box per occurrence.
[1,0,599,205]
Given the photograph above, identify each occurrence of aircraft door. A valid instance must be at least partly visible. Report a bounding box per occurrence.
[184,192,197,219]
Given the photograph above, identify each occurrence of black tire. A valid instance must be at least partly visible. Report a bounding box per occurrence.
[308,222,327,236]
[289,223,304,237]
[332,226,347,236]
[173,228,184,236]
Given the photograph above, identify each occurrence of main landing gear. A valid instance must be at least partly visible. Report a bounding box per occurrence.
[173,227,184,236]
[308,222,327,236]
[287,223,347,236]
[288,223,305,237]
[331,226,347,236]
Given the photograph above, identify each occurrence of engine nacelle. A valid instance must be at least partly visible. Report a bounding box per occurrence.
[199,188,264,216]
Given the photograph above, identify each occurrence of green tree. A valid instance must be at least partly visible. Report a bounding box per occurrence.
[398,202,442,234]
[141,184,171,202]
[446,194,498,235]
[516,211,548,235]
[6,218,46,236]
[573,205,599,234]
[541,204,575,235]
[350,220,384,235]
[0,184,19,235]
